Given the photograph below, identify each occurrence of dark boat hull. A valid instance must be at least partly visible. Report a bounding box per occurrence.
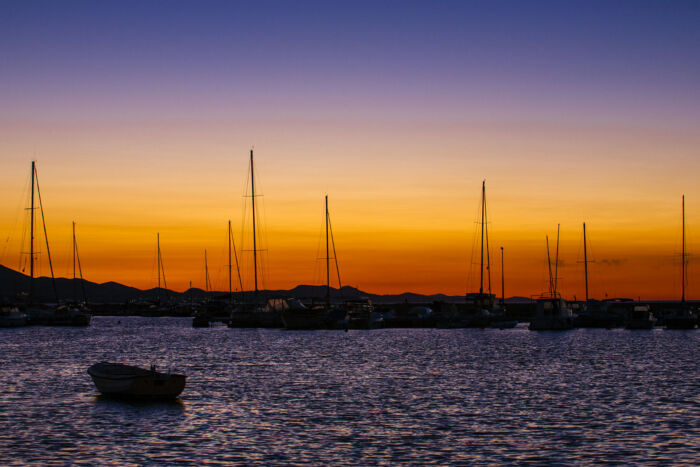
[88,362,186,399]
[281,309,327,330]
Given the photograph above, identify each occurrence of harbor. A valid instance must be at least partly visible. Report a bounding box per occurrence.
[2,1,699,464]
[2,159,697,331]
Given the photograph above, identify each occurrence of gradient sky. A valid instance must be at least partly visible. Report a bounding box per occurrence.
[1,1,699,299]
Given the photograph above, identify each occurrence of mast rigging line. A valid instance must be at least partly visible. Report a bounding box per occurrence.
[34,166,59,303]
[328,210,342,289]
[229,221,244,293]
[73,222,87,303]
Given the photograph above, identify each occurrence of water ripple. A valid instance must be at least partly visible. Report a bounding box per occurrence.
[0,318,698,464]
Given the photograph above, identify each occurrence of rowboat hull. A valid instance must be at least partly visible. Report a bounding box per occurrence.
[88,363,186,399]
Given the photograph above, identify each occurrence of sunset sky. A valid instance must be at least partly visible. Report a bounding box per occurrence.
[1,1,698,299]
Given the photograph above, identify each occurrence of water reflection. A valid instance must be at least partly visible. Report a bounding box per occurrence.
[0,317,698,464]
[91,394,186,411]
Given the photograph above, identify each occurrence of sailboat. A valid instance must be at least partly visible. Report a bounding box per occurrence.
[193,227,243,327]
[438,181,504,328]
[18,162,90,325]
[192,248,213,327]
[281,195,344,330]
[52,221,91,326]
[0,305,27,327]
[23,161,60,324]
[228,149,283,328]
[573,223,625,328]
[665,195,698,329]
[529,226,574,331]
[489,245,517,328]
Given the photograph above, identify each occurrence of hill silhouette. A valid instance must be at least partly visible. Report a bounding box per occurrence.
[0,263,515,304]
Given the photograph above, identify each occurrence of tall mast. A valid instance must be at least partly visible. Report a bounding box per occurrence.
[479,180,485,295]
[546,235,554,296]
[485,182,491,296]
[29,161,35,301]
[228,220,232,302]
[157,232,161,291]
[500,246,505,307]
[73,221,77,302]
[250,149,258,295]
[73,222,87,303]
[205,249,210,293]
[583,222,589,301]
[325,195,330,308]
[682,195,686,304]
[554,224,560,295]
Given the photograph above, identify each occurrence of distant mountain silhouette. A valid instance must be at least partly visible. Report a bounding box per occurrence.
[0,263,524,304]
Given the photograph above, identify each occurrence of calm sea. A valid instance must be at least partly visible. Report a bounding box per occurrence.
[1,317,698,465]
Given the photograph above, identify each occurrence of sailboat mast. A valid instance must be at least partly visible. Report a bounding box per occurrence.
[157,233,161,291]
[485,183,492,296]
[546,236,554,296]
[228,220,232,302]
[500,246,504,307]
[682,195,685,304]
[73,221,77,302]
[250,149,258,294]
[205,249,210,293]
[326,195,330,307]
[479,180,485,295]
[554,224,560,295]
[583,222,589,301]
[29,161,35,301]
[73,222,87,303]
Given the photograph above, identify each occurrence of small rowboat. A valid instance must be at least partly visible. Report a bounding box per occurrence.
[87,362,186,399]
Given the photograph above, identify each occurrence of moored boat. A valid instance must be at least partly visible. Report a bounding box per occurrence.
[664,195,698,330]
[625,304,656,330]
[87,362,186,399]
[529,228,573,331]
[345,299,381,329]
[529,296,574,330]
[0,306,28,327]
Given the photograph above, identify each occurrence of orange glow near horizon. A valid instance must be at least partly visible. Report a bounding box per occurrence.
[0,133,697,301]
